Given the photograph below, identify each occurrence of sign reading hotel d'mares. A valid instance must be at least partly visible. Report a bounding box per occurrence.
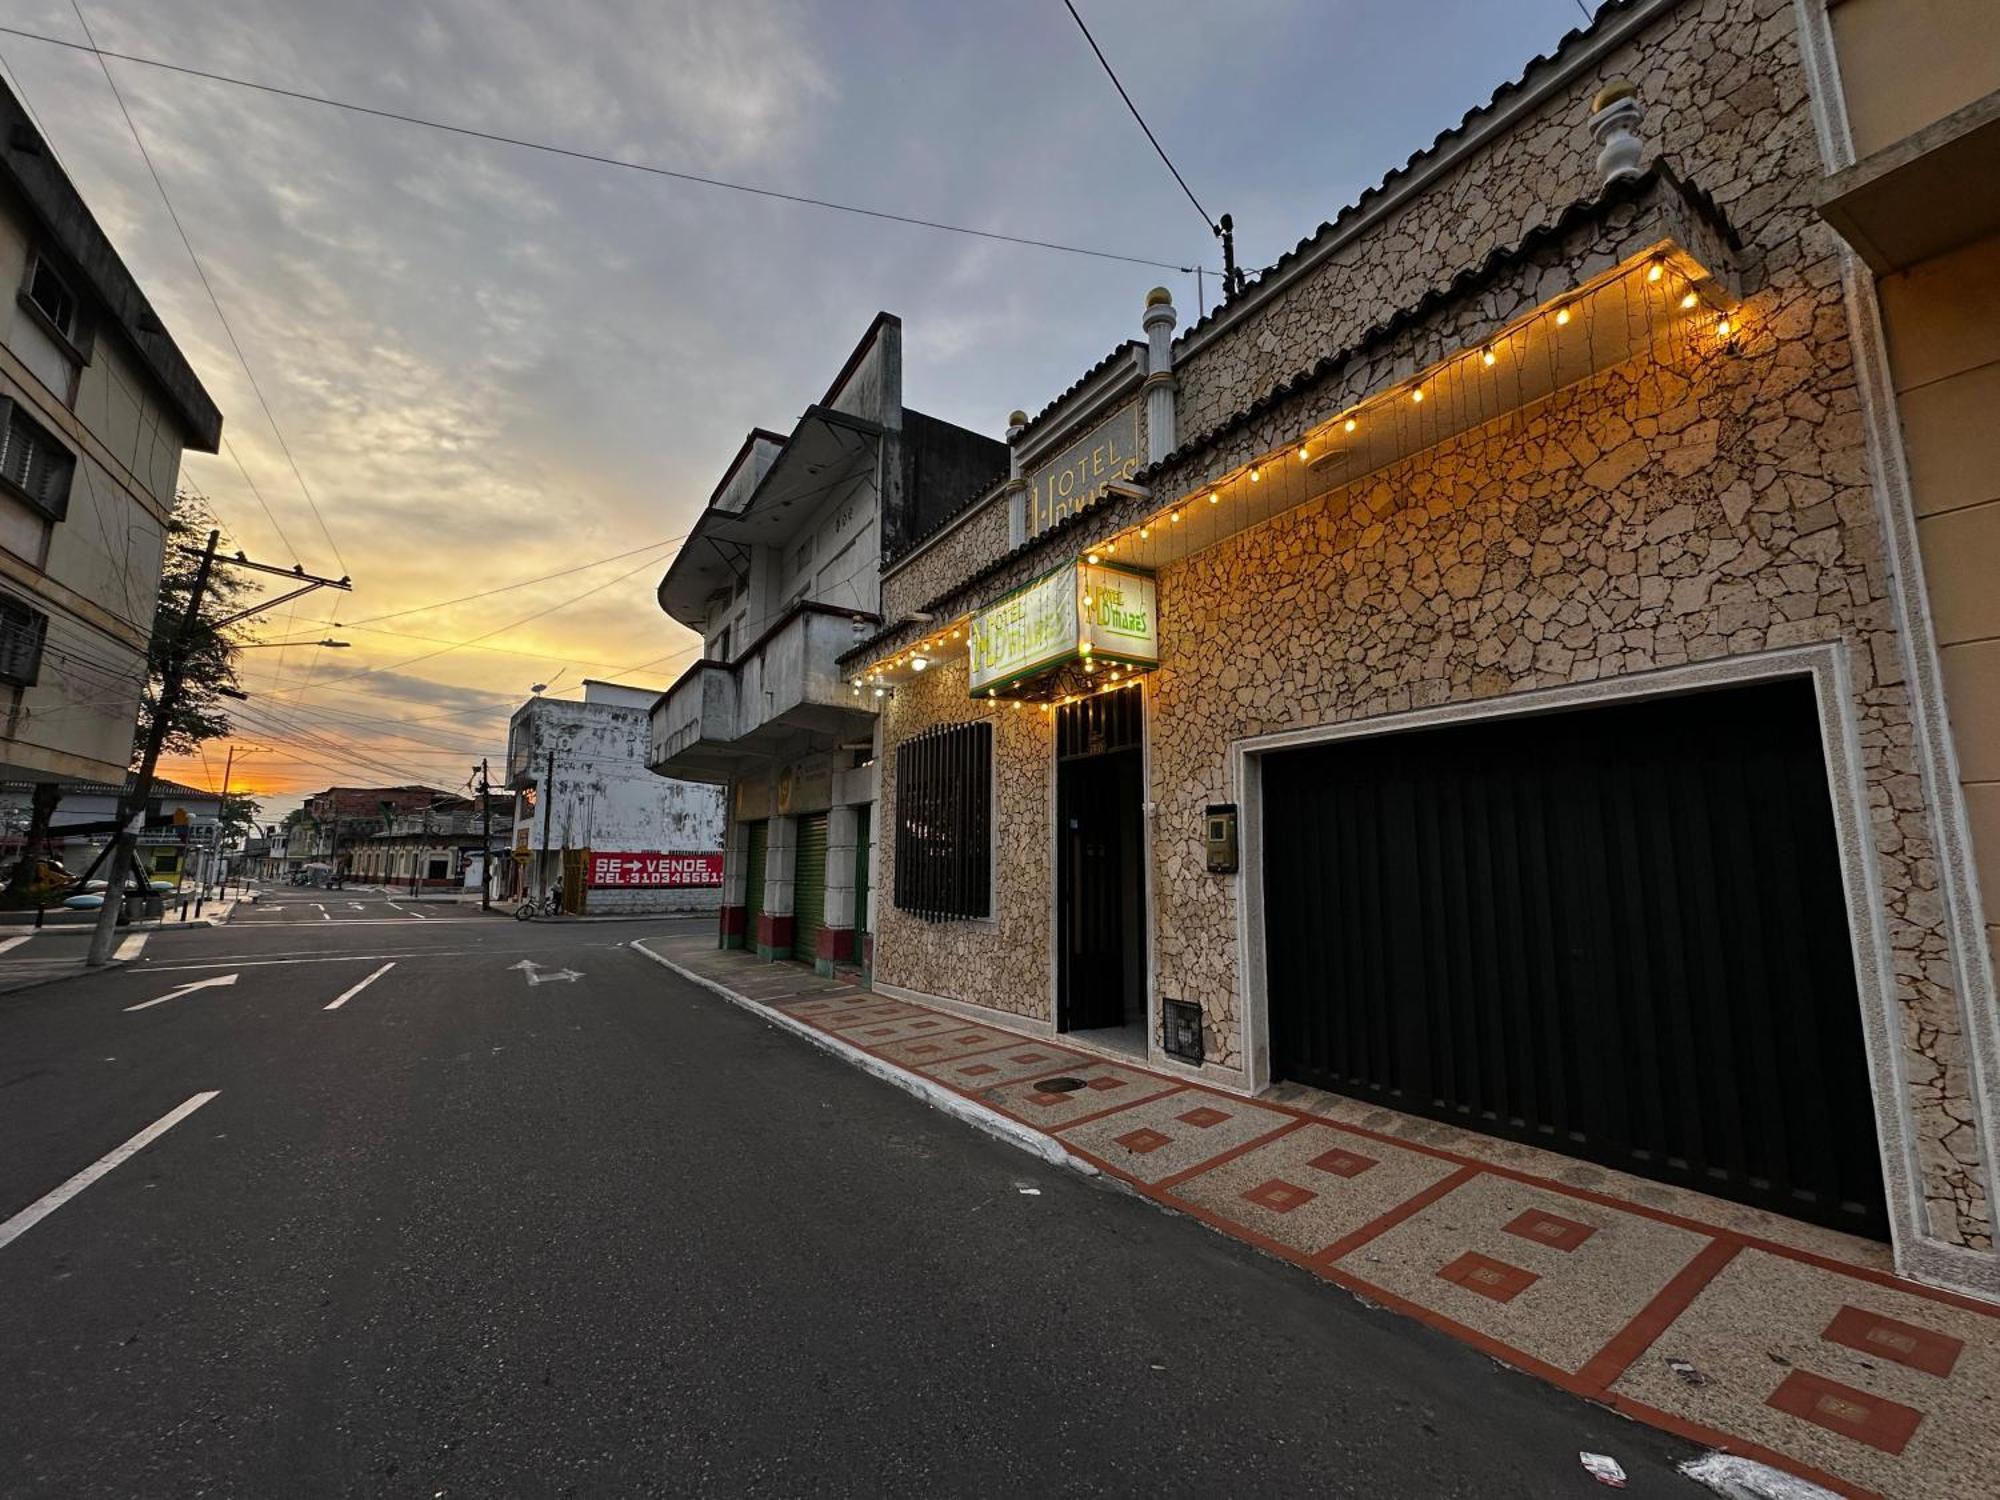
[967,560,1157,696]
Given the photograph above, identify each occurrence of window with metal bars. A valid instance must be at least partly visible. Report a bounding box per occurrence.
[0,591,48,686]
[26,257,79,343]
[0,403,74,520]
[893,719,991,921]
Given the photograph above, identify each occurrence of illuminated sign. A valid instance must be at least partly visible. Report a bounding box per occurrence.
[1025,403,1140,535]
[967,559,1156,697]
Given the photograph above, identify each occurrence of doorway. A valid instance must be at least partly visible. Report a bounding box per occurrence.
[1056,690,1147,1052]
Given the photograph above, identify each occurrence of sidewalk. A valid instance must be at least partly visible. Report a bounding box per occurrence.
[636,934,2000,1500]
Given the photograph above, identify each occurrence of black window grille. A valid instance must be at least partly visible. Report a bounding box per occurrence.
[894,719,991,921]
[0,592,48,686]
[0,405,74,520]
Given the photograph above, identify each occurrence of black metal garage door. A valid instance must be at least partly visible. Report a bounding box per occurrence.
[1261,677,1887,1238]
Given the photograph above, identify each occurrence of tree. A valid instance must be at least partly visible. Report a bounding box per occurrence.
[136,492,251,761]
[218,794,262,848]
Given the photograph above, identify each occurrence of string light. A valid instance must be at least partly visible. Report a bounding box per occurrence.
[1170,509,1181,524]
[1139,526,1150,539]
[1715,315,1732,338]
[1481,346,1496,367]
[1411,388,1424,403]
[1249,465,1261,482]
[1086,551,1100,565]
[1296,444,1309,461]
[1680,290,1699,310]
[1344,418,1357,433]
[1208,490,1219,504]
[1647,259,1664,283]
[1555,306,1571,326]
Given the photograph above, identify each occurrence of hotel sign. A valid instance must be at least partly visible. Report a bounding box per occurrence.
[967,559,1157,696]
[1026,403,1139,535]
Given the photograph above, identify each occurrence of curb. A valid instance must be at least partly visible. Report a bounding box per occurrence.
[627,938,1092,1178]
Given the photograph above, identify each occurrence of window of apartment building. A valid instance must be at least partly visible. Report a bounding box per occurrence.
[707,623,731,661]
[0,402,74,521]
[0,591,49,687]
[25,257,79,344]
[893,720,991,921]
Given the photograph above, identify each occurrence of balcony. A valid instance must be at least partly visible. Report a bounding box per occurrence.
[650,603,878,783]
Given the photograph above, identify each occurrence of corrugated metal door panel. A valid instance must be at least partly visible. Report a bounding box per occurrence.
[1261,677,1888,1239]
[744,821,768,937]
[793,814,828,962]
[853,805,871,940]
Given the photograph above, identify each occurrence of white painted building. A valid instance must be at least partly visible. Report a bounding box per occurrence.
[506,679,725,913]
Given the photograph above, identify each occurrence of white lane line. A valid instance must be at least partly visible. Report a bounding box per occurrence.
[0,1091,219,1251]
[124,974,238,1012]
[324,960,395,1011]
[0,934,32,955]
[320,909,331,920]
[407,908,431,919]
[114,933,148,962]
[145,951,483,971]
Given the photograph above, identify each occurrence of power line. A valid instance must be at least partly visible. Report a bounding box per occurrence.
[1061,0,1215,234]
[1,21,1210,277]
[338,538,683,625]
[64,1,348,578]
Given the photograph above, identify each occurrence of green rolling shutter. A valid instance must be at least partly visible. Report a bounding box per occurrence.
[744,821,768,945]
[792,814,829,962]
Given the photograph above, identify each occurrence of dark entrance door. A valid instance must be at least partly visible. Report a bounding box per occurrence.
[1260,677,1888,1239]
[743,820,768,951]
[1057,691,1146,1034]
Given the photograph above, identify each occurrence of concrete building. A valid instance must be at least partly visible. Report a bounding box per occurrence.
[508,679,724,914]
[648,314,1007,970]
[284,786,451,879]
[830,0,2000,1300]
[347,793,509,890]
[0,79,222,787]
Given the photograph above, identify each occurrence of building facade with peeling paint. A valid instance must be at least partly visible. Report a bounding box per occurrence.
[508,680,724,914]
[832,0,2000,1299]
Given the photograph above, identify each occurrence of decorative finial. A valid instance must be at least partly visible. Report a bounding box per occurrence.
[1145,286,1172,307]
[1589,78,1645,186]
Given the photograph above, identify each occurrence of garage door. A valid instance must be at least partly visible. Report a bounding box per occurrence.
[793,813,829,963]
[1261,677,1886,1238]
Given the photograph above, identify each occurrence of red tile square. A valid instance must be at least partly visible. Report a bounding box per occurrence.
[1240,1178,1317,1213]
[911,1019,941,1029]
[1766,1370,1924,1455]
[905,1044,941,1056]
[1027,1091,1072,1107]
[1822,1306,1964,1379]
[960,1064,999,1077]
[1177,1106,1231,1128]
[1307,1147,1377,1178]
[1113,1128,1172,1155]
[865,1026,895,1037]
[1502,1208,1598,1254]
[1011,1052,1051,1065]
[1437,1252,1538,1304]
[1085,1077,1128,1092]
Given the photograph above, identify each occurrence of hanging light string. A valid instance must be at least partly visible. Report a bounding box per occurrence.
[853,246,1737,694]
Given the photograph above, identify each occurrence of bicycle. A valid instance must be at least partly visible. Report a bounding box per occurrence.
[512,885,565,921]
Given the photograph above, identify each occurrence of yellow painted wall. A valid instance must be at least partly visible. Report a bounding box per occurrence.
[1831,0,2000,157]
[1880,231,2000,969]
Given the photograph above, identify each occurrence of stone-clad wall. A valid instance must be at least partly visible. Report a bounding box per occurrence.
[1172,0,1806,439]
[881,492,1010,627]
[862,0,1994,1256]
[873,656,1051,1020]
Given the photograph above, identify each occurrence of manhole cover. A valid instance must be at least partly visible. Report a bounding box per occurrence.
[1034,1076,1088,1093]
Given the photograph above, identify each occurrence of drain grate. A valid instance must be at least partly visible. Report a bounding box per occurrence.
[1033,1076,1088,1093]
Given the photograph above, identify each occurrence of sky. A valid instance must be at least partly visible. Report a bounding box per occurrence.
[0,0,1591,821]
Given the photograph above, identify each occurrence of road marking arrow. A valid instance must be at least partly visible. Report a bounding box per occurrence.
[125,973,239,1012]
[510,958,583,986]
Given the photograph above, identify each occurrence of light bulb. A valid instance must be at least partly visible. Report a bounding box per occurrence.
[1249,466,1261,483]
[1411,388,1424,403]
[1208,490,1218,504]
[1647,260,1664,283]
[1481,347,1496,367]
[1344,418,1357,433]
[1170,509,1182,524]
[1139,526,1150,540]
[1297,444,1309,460]
[1716,316,1732,338]
[1086,552,1100,565]
[1555,306,1571,326]
[851,678,862,688]
[1680,290,1699,310]
[1012,701,1021,711]
[911,656,928,672]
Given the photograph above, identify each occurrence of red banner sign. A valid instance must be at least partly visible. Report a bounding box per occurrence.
[587,851,723,888]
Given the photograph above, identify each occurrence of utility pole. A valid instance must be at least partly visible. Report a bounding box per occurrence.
[538,749,555,906]
[210,741,235,898]
[478,758,493,912]
[89,530,219,966]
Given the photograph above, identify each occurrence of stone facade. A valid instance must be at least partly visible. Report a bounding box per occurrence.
[848,0,1998,1280]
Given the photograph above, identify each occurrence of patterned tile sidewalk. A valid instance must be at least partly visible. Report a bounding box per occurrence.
[640,937,2000,1500]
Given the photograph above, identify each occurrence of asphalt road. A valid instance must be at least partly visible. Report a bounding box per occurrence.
[0,888,1708,1497]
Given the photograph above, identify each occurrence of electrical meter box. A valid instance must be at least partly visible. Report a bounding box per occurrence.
[1204,803,1238,873]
